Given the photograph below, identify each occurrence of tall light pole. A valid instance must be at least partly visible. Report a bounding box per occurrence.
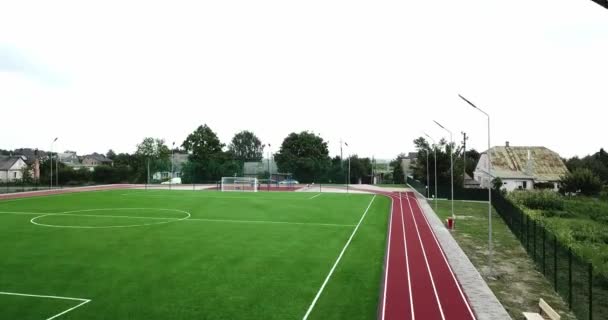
[344,141,350,193]
[171,142,175,190]
[434,121,454,221]
[424,132,438,211]
[460,94,493,274]
[50,137,58,189]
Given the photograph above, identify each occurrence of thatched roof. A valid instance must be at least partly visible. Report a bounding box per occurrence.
[483,146,568,181]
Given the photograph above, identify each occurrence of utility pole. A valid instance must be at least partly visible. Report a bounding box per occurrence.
[462,131,468,187]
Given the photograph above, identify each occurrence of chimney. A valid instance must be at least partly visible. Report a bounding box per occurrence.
[525,149,534,176]
[505,141,510,148]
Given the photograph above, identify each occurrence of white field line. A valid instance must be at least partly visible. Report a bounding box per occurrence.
[308,193,322,200]
[380,195,394,320]
[183,217,354,228]
[0,211,354,228]
[405,194,446,320]
[302,195,377,320]
[409,194,477,319]
[0,291,91,320]
[398,193,415,319]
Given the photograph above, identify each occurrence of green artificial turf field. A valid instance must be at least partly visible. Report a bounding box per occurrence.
[0,190,389,320]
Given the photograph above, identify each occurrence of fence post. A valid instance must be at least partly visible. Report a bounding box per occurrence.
[568,248,572,310]
[554,235,558,290]
[589,263,593,320]
[543,228,546,275]
[533,219,536,261]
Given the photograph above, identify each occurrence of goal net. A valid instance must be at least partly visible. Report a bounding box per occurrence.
[221,177,259,192]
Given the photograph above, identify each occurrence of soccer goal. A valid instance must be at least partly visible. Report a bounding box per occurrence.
[221,177,259,192]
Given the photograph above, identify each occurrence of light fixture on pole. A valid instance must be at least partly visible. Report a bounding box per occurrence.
[424,132,438,211]
[50,137,58,189]
[434,120,454,222]
[459,94,493,274]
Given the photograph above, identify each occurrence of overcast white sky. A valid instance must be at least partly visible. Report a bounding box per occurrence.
[1,0,606,159]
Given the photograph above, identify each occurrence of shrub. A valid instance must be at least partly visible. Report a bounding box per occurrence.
[560,168,603,196]
[509,190,564,210]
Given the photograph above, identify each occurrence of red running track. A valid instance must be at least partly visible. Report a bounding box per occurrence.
[379,191,476,320]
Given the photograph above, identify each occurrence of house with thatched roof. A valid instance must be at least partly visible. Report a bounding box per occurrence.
[474,142,569,192]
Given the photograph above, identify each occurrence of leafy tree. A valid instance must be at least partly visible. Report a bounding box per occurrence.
[274,131,330,183]
[560,168,603,196]
[106,149,117,160]
[411,136,460,186]
[182,125,224,162]
[492,177,503,190]
[464,149,480,178]
[135,137,171,182]
[228,130,263,161]
[390,153,407,184]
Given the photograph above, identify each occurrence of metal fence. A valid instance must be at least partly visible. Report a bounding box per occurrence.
[406,177,489,201]
[0,181,63,194]
[492,191,607,320]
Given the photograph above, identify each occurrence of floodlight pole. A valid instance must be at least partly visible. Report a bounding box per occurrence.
[171,142,175,190]
[424,133,438,211]
[434,121,454,221]
[344,142,350,193]
[425,149,430,198]
[459,94,493,275]
[50,137,57,189]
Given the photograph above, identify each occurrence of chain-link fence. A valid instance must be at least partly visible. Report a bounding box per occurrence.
[492,191,607,320]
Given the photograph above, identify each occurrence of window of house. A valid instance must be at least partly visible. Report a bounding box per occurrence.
[522,181,527,189]
[13,172,17,178]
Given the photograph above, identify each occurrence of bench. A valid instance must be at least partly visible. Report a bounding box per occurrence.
[523,298,560,320]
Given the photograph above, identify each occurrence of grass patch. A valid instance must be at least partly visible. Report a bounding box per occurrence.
[0,190,389,319]
[431,200,577,320]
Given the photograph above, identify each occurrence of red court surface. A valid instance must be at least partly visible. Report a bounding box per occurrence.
[379,191,476,320]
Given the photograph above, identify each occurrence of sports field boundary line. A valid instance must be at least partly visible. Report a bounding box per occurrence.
[379,194,394,320]
[405,193,446,320]
[0,291,91,320]
[308,193,322,199]
[0,211,355,228]
[302,195,377,320]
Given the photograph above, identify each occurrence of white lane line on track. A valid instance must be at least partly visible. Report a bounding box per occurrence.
[405,193,446,320]
[399,192,415,319]
[302,195,377,320]
[380,195,394,320]
[408,194,477,319]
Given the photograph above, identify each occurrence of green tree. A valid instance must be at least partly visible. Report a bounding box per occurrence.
[135,137,171,182]
[391,153,407,184]
[106,149,117,160]
[181,125,224,162]
[228,130,263,161]
[274,131,330,183]
[560,168,603,196]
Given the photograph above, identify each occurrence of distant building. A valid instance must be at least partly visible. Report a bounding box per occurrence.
[0,155,28,182]
[243,159,278,177]
[152,153,189,181]
[402,152,418,178]
[473,142,569,192]
[81,153,113,169]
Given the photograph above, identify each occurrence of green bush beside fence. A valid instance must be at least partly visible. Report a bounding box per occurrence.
[492,191,607,320]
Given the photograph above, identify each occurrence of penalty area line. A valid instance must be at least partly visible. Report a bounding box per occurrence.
[302,195,377,320]
[309,193,322,199]
[0,291,91,320]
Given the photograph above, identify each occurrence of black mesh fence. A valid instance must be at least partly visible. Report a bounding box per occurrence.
[492,191,607,320]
